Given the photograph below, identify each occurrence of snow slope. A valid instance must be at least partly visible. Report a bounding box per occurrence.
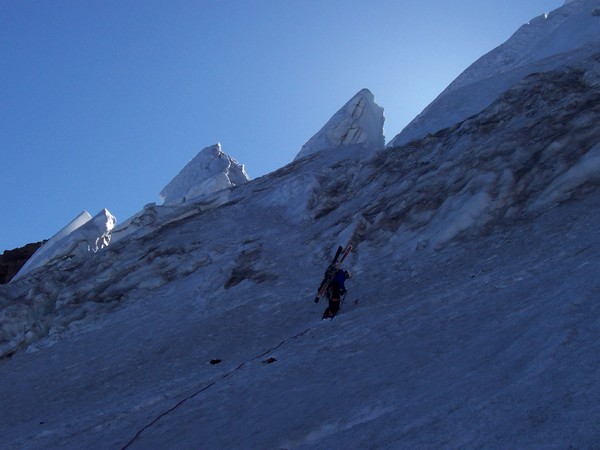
[295,88,385,161]
[389,0,600,146]
[2,19,600,450]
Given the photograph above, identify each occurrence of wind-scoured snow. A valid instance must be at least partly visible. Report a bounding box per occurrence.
[294,88,385,161]
[389,0,600,147]
[159,142,249,205]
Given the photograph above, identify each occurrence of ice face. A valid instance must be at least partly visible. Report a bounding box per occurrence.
[160,143,250,205]
[294,88,385,161]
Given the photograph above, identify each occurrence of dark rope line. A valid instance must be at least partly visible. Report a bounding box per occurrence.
[120,327,312,450]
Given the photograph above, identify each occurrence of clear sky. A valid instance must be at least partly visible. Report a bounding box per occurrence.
[1,0,564,251]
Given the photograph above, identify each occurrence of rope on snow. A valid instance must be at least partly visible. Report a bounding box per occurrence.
[120,327,313,450]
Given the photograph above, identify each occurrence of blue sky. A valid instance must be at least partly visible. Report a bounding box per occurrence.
[1,0,563,250]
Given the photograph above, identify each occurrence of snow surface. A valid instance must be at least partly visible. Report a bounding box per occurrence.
[11,209,115,283]
[294,88,385,161]
[159,143,250,205]
[2,14,600,450]
[389,0,600,147]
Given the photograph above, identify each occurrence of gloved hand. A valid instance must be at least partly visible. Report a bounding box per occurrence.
[314,297,320,303]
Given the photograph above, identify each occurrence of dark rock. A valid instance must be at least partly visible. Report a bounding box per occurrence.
[0,241,44,284]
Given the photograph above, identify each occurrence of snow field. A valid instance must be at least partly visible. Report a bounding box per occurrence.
[2,4,600,446]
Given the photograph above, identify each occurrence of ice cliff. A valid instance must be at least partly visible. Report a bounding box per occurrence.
[160,143,250,205]
[11,209,116,282]
[294,88,385,161]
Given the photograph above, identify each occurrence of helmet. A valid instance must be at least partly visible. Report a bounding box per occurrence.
[344,270,351,279]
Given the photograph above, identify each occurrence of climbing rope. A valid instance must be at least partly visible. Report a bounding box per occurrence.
[120,327,312,449]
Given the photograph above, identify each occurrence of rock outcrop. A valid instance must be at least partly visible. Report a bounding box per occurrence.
[0,242,44,284]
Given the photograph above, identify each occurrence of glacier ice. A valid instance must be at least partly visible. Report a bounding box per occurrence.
[159,143,250,205]
[2,5,600,449]
[11,209,116,282]
[294,88,385,161]
[389,0,600,147]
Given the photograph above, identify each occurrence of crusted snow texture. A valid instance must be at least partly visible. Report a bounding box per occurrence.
[389,0,600,147]
[294,88,385,161]
[159,143,250,205]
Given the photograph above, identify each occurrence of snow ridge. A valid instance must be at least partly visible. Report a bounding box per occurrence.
[389,0,600,147]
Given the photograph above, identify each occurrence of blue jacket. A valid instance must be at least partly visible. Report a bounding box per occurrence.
[332,269,346,292]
